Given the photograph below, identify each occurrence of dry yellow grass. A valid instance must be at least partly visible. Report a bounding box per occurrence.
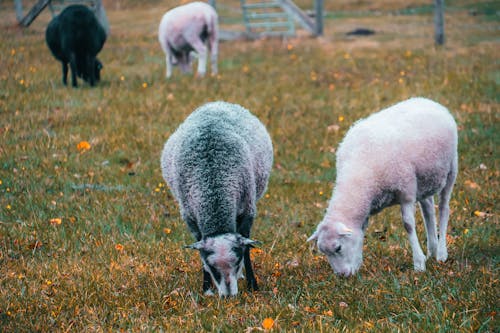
[0,0,498,331]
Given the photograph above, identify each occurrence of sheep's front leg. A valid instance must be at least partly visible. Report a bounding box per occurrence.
[237,214,258,291]
[244,246,258,291]
[202,267,215,296]
[419,197,438,258]
[86,56,96,87]
[165,48,173,78]
[401,202,426,271]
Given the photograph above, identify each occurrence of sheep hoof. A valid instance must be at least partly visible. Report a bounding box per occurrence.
[427,247,437,259]
[413,255,427,272]
[436,247,448,262]
[204,289,215,296]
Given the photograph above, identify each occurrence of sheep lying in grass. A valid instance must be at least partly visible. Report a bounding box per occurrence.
[158,1,218,78]
[161,102,273,296]
[46,5,106,87]
[308,97,458,276]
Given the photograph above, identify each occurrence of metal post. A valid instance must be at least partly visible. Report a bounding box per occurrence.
[15,0,24,22]
[434,0,445,45]
[95,0,110,36]
[314,0,323,36]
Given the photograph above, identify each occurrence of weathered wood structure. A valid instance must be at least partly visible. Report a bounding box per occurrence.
[211,0,324,39]
[15,0,445,43]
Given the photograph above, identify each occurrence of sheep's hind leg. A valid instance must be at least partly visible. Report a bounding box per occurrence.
[189,38,207,77]
[437,167,457,262]
[419,196,438,259]
[401,202,426,271]
[61,62,68,85]
[69,53,78,87]
[208,32,218,76]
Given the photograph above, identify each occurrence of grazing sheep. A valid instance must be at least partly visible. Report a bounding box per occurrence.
[46,5,106,87]
[308,97,458,276]
[158,2,218,78]
[161,101,273,296]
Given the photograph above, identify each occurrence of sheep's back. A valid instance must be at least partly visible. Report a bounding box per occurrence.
[161,102,273,232]
[57,5,106,56]
[159,1,217,41]
[336,98,457,184]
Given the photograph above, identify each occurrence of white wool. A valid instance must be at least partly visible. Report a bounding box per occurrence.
[158,2,218,78]
[309,97,458,276]
[327,97,457,224]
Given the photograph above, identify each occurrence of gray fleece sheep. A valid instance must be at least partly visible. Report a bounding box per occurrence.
[161,101,273,297]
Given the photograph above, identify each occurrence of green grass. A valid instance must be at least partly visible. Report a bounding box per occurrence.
[0,0,498,331]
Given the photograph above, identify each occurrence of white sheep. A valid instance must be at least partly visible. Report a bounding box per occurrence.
[308,97,458,276]
[161,101,273,296]
[158,2,218,78]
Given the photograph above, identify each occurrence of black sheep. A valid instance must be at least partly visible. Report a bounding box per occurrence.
[46,5,106,87]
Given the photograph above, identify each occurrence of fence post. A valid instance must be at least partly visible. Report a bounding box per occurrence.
[15,0,24,22]
[95,0,110,35]
[314,0,323,36]
[434,0,445,45]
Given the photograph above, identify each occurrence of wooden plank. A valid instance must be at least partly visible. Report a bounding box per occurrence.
[242,2,281,10]
[279,0,316,34]
[246,12,290,20]
[19,0,51,27]
[247,21,293,28]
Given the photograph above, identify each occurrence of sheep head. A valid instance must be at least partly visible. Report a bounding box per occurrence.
[186,233,258,297]
[308,222,364,277]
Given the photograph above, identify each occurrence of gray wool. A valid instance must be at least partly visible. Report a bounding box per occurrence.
[161,101,273,240]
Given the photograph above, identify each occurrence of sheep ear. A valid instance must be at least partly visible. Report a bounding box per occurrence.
[238,236,260,247]
[338,228,353,237]
[184,241,204,250]
[336,223,353,237]
[307,230,319,242]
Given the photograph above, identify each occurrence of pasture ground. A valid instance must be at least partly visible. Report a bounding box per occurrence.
[0,0,498,331]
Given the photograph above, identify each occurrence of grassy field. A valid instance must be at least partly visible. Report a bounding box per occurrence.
[0,0,498,331]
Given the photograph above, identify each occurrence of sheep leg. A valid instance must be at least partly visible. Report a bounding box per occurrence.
[189,38,207,77]
[87,56,96,87]
[61,62,69,85]
[437,167,457,262]
[165,48,173,78]
[208,30,218,76]
[400,202,426,271]
[419,196,438,259]
[69,53,78,87]
[237,214,259,291]
[244,246,258,291]
[202,267,215,296]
